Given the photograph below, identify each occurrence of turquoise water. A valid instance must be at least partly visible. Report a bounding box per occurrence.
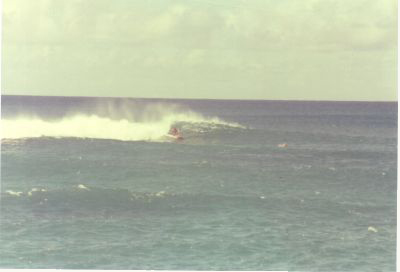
[1,96,397,270]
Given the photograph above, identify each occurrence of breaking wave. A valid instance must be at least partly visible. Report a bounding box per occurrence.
[1,103,244,141]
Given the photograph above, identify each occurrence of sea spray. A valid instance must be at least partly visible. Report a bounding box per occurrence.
[1,102,244,141]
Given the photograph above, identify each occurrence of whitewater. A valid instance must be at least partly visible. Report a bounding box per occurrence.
[1,100,243,141]
[0,95,397,271]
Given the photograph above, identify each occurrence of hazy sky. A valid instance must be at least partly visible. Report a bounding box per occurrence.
[2,0,398,100]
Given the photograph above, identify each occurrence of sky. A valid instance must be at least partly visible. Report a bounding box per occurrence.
[1,0,398,101]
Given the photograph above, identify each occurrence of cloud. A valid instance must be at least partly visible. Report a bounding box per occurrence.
[2,0,397,100]
[3,0,396,51]
[146,5,187,36]
[216,0,397,51]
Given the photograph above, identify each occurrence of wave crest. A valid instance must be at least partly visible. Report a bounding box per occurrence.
[1,103,244,141]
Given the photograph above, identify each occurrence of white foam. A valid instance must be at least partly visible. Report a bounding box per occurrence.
[5,190,23,196]
[77,184,90,190]
[368,226,378,233]
[155,191,166,197]
[27,188,47,196]
[1,104,244,141]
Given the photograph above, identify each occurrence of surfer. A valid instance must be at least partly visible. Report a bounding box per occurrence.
[169,127,179,136]
[168,127,183,140]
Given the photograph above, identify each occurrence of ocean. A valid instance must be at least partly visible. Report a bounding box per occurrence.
[0,95,397,271]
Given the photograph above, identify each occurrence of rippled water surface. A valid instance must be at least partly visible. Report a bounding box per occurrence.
[1,96,397,271]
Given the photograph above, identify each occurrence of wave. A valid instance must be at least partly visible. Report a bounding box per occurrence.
[1,103,244,141]
[2,185,267,216]
[2,186,183,217]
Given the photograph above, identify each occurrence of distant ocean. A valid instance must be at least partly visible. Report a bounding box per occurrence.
[0,95,397,271]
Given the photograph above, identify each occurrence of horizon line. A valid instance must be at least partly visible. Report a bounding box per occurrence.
[1,93,397,103]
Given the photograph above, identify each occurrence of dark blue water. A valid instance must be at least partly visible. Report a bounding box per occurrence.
[1,95,397,271]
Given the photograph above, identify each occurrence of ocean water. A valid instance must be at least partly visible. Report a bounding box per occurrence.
[0,95,397,271]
